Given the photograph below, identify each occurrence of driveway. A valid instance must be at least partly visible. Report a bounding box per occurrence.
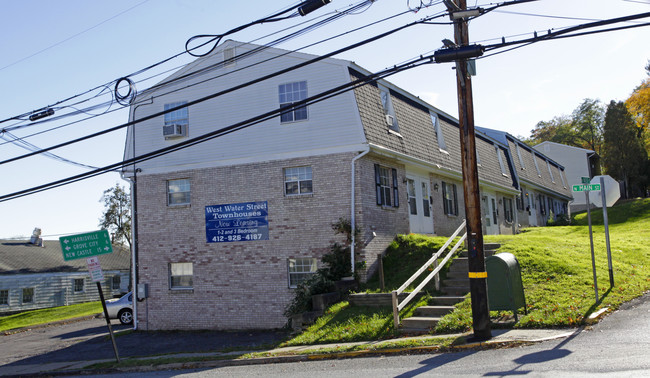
[0,317,288,366]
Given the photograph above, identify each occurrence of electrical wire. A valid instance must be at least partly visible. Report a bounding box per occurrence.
[0,0,375,132]
[0,131,99,169]
[0,12,448,167]
[1,0,410,147]
[0,54,437,203]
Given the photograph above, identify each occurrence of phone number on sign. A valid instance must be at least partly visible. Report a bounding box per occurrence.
[211,234,264,242]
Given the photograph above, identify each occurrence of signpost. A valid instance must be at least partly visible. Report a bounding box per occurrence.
[59,230,119,362]
[572,175,621,302]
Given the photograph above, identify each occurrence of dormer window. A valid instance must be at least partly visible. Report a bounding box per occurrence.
[379,84,400,134]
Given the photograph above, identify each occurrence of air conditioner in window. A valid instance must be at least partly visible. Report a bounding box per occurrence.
[163,124,186,139]
[385,114,394,126]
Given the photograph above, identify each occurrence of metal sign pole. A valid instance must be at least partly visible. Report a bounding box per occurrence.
[97,282,120,363]
[586,191,598,302]
[600,176,614,287]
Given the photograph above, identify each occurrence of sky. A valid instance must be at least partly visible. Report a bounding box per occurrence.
[0,0,648,240]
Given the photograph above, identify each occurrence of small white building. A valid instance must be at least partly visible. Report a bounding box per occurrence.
[0,239,130,315]
[534,141,601,212]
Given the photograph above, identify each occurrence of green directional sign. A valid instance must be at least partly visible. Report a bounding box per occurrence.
[581,176,590,184]
[59,230,113,261]
[572,184,601,192]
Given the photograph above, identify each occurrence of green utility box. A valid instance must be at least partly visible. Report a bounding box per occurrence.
[486,252,527,321]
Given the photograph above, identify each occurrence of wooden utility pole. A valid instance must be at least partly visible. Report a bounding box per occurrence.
[448,0,491,340]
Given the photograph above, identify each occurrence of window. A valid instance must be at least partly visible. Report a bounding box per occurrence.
[22,288,34,303]
[430,112,446,151]
[288,258,317,288]
[532,152,542,177]
[0,290,8,305]
[170,262,193,289]
[279,81,308,123]
[516,190,524,211]
[167,178,190,206]
[284,166,312,195]
[539,195,546,215]
[374,164,399,207]
[496,145,508,176]
[504,198,514,223]
[442,181,459,216]
[73,278,84,293]
[164,102,189,127]
[112,275,121,290]
[547,162,555,183]
[407,179,417,215]
[380,84,399,133]
[559,168,567,188]
[516,144,526,170]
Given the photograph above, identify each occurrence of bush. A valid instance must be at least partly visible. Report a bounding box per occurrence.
[547,213,570,226]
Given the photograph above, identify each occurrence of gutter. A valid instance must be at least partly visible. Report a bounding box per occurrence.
[350,146,370,275]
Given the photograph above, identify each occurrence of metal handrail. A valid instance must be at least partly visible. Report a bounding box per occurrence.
[391,220,467,328]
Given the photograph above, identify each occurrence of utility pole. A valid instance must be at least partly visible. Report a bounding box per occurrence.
[440,0,491,340]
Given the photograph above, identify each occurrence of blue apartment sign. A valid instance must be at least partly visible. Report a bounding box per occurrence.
[205,201,269,243]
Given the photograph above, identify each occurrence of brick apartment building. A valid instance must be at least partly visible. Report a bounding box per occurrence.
[121,40,571,330]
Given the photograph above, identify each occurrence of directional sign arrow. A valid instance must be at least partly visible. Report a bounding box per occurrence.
[63,239,69,244]
[65,246,71,251]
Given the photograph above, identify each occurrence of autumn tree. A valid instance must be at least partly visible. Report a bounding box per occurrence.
[527,99,604,154]
[602,101,649,197]
[99,183,132,248]
[625,62,650,152]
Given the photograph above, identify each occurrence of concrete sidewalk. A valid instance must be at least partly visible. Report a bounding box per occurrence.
[0,328,580,377]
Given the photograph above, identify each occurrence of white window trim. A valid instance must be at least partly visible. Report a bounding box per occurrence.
[22,288,34,304]
[0,289,9,306]
[279,81,309,124]
[532,152,542,177]
[516,144,526,170]
[167,178,191,206]
[379,84,400,133]
[560,169,567,188]
[73,278,85,293]
[284,166,313,196]
[547,161,555,183]
[169,262,194,290]
[430,112,447,152]
[495,145,508,177]
[288,258,318,288]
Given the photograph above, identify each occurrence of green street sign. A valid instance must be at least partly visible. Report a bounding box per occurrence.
[572,184,601,192]
[59,230,113,261]
[581,176,590,184]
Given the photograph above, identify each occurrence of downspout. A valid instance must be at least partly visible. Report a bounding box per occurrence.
[350,146,370,276]
[124,98,152,330]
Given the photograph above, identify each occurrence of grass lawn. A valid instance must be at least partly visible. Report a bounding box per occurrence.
[0,301,102,332]
[283,198,650,346]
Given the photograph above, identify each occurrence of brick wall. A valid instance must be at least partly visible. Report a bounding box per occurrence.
[135,152,358,330]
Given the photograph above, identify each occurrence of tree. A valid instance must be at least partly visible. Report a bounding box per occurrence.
[527,99,604,154]
[99,183,132,248]
[602,101,649,198]
[625,78,650,151]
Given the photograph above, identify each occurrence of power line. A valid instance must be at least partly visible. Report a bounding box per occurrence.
[0,12,449,167]
[0,55,436,203]
[0,2,414,151]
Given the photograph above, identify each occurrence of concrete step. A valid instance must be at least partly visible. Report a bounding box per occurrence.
[442,285,469,296]
[445,269,468,279]
[414,305,456,317]
[401,316,441,330]
[458,248,498,258]
[443,278,469,288]
[431,295,466,306]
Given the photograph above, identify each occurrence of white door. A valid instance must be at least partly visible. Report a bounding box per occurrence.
[407,176,434,234]
[483,194,499,234]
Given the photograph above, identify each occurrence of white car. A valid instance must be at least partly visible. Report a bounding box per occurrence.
[105,292,133,325]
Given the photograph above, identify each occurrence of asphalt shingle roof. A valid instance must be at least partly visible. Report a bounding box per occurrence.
[0,240,130,274]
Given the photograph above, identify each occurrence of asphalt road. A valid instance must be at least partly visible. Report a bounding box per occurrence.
[84,292,650,377]
[0,317,288,366]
